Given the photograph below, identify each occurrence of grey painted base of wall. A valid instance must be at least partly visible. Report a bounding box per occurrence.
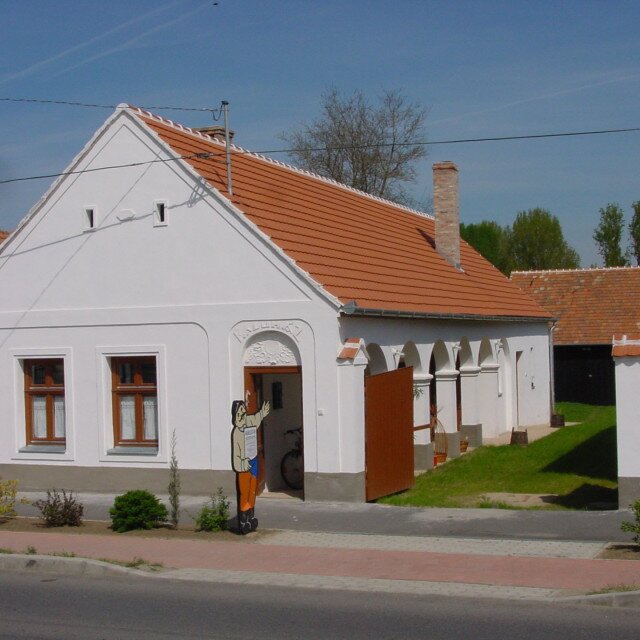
[446,432,461,459]
[461,423,482,448]
[1,464,367,503]
[414,443,434,471]
[618,477,640,509]
[304,472,366,502]
[0,464,238,497]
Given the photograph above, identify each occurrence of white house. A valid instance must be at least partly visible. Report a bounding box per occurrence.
[613,335,640,507]
[0,105,551,502]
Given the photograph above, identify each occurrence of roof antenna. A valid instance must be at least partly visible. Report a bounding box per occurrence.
[221,100,232,196]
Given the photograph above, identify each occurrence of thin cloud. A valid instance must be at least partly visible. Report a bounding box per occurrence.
[431,71,640,126]
[0,1,181,86]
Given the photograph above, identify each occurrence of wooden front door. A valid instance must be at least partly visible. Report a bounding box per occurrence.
[365,366,414,501]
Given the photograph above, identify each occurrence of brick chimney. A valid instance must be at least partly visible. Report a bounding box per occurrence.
[194,125,234,142]
[433,161,461,269]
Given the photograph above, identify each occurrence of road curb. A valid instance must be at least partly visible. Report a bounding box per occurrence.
[558,590,640,608]
[0,553,151,579]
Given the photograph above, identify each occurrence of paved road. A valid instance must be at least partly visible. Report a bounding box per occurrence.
[2,572,640,640]
[18,492,633,542]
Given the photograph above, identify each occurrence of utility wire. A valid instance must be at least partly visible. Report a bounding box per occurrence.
[0,97,224,118]
[0,127,637,186]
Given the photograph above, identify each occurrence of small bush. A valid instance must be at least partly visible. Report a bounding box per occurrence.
[168,430,180,528]
[621,500,640,545]
[0,477,19,519]
[110,490,167,533]
[34,489,84,527]
[194,488,230,532]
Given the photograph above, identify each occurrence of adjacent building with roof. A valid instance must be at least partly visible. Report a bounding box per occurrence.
[511,267,640,405]
[0,105,551,502]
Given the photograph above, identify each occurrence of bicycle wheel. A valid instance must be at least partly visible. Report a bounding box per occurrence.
[280,450,304,490]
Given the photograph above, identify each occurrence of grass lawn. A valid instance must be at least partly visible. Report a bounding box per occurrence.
[379,403,618,510]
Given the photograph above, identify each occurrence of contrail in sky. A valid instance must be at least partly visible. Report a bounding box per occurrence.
[0,1,182,85]
[430,71,640,126]
[48,3,211,79]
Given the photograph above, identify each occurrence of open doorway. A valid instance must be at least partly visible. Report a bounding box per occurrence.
[244,366,303,497]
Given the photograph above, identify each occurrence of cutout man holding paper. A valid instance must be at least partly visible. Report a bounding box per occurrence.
[231,399,270,534]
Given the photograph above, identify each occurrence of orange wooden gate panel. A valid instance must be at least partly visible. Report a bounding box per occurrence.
[365,366,414,501]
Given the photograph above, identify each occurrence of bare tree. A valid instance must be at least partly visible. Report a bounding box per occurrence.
[281,88,427,205]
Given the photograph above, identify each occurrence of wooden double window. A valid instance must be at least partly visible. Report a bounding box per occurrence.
[111,356,158,447]
[24,359,66,445]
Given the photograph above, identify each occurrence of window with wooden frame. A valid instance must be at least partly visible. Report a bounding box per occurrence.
[111,356,158,447]
[24,359,66,445]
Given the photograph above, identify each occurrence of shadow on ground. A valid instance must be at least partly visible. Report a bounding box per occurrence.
[543,483,618,510]
[543,425,617,481]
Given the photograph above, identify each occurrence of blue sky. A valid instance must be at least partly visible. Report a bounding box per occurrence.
[1,0,638,266]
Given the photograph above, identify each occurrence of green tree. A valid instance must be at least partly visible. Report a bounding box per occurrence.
[281,88,427,205]
[460,220,512,275]
[629,201,640,266]
[593,203,630,267]
[509,208,580,272]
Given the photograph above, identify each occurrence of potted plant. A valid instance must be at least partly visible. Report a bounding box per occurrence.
[460,437,469,453]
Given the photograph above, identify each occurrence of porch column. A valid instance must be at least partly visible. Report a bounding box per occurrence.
[460,365,482,447]
[413,373,433,471]
[478,363,500,439]
[435,369,460,458]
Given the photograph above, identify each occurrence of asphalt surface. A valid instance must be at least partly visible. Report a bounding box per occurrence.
[3,572,640,640]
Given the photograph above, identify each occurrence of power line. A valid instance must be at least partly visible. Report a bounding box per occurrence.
[0,97,224,117]
[0,126,637,186]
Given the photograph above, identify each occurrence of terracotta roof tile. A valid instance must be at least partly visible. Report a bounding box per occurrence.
[136,109,550,320]
[511,268,640,345]
[0,230,9,243]
[612,334,640,357]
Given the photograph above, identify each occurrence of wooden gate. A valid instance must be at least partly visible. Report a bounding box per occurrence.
[365,366,414,501]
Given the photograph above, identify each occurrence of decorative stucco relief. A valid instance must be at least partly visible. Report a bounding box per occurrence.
[234,320,304,344]
[244,339,298,366]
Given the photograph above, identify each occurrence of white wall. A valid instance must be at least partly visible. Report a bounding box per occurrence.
[615,356,640,481]
[0,110,346,477]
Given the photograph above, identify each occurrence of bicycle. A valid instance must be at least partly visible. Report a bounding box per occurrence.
[280,427,304,490]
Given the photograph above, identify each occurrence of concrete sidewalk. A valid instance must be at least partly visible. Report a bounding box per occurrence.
[2,524,640,604]
[6,491,640,605]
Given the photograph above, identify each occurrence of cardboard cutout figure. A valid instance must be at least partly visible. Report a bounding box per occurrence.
[231,399,270,534]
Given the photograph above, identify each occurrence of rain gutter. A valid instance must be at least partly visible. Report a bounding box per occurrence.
[340,301,555,324]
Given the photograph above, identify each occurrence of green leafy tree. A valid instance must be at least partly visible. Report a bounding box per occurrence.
[460,220,512,275]
[281,88,427,205]
[593,203,630,267]
[509,208,580,272]
[629,201,640,266]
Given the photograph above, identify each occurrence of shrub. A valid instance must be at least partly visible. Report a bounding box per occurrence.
[34,489,84,527]
[0,477,19,519]
[168,430,180,528]
[621,500,640,545]
[194,488,230,532]
[110,490,168,533]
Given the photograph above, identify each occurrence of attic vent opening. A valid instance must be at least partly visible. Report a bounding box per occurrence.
[84,207,95,231]
[154,200,168,227]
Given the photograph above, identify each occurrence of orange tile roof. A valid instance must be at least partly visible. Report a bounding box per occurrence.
[612,334,640,357]
[135,109,550,320]
[0,230,9,243]
[511,268,640,345]
[338,338,364,360]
